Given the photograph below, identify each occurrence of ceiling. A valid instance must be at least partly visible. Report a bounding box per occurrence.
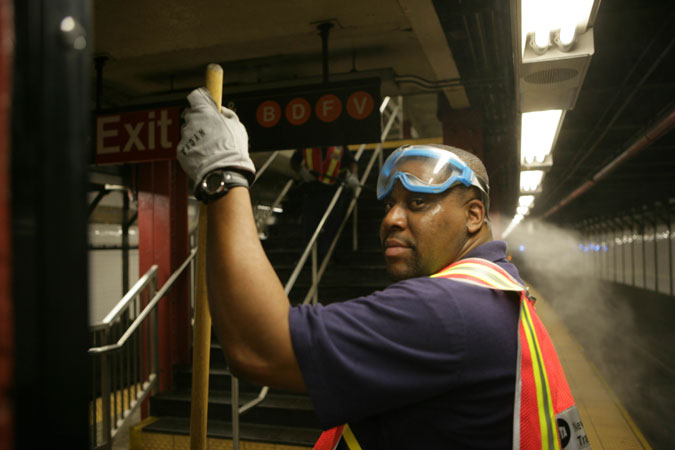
[533,0,675,226]
[91,0,675,228]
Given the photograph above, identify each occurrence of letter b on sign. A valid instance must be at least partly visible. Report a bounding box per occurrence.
[256,100,282,128]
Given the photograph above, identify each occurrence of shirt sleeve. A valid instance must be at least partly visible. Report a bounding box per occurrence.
[288,278,468,428]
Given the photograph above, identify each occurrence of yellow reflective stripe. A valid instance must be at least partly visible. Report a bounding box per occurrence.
[521,301,560,450]
[342,424,364,450]
[432,261,523,292]
[439,266,520,291]
[323,147,341,184]
[304,148,315,171]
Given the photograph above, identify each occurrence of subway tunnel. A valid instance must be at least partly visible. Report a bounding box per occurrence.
[2,0,675,449]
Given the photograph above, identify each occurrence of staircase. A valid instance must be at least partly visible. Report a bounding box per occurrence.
[134,165,390,449]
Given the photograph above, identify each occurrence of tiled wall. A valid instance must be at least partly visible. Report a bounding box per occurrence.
[89,223,140,324]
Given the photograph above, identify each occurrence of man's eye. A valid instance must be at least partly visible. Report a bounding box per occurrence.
[411,198,425,208]
[383,201,394,212]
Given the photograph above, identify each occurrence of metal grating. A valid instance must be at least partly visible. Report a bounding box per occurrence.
[524,67,579,85]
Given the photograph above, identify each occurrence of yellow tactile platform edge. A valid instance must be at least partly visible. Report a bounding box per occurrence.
[526,283,653,450]
[129,418,310,450]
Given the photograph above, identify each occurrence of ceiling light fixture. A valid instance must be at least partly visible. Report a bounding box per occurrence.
[520,109,563,164]
[520,170,545,192]
[521,0,596,56]
[519,195,535,208]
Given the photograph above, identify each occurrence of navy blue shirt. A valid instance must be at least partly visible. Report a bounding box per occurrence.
[289,241,523,449]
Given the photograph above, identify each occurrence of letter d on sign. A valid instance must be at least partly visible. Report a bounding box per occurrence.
[285,97,311,126]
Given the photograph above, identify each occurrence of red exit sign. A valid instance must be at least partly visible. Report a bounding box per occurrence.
[95,106,181,164]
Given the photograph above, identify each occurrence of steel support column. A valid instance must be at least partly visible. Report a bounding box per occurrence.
[11,0,91,447]
[0,0,12,447]
[138,161,190,399]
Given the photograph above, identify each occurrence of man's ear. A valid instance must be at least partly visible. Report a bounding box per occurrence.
[465,198,486,234]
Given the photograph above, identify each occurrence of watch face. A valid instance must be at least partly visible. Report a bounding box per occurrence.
[204,171,224,194]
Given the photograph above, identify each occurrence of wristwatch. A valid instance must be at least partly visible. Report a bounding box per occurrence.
[197,169,249,203]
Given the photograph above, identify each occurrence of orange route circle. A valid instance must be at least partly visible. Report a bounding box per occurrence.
[315,94,342,123]
[346,91,375,120]
[285,97,311,126]
[256,100,282,128]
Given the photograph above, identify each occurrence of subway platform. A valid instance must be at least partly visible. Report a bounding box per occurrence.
[129,279,666,450]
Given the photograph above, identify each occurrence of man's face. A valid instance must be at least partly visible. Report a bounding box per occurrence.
[379,160,471,281]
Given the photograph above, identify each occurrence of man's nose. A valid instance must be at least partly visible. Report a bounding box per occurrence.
[381,203,407,232]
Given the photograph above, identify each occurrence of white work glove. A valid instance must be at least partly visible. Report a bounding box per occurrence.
[299,165,316,183]
[177,88,255,190]
[344,172,360,192]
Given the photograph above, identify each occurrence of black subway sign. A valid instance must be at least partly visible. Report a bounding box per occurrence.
[226,78,381,151]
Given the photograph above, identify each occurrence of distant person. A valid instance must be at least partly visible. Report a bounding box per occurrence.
[291,146,359,259]
[177,87,590,450]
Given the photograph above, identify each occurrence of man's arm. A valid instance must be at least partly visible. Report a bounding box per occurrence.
[176,88,305,391]
[206,187,306,391]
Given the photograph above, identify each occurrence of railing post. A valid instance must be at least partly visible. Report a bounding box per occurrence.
[311,242,319,305]
[100,328,112,448]
[631,219,636,287]
[641,217,647,288]
[653,217,659,292]
[151,307,159,392]
[668,209,673,296]
[352,200,358,252]
[151,276,160,393]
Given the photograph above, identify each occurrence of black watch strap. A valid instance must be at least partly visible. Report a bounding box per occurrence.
[198,169,249,203]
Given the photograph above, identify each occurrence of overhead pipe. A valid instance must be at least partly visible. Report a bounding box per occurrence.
[318,22,333,84]
[543,106,675,218]
[547,27,675,197]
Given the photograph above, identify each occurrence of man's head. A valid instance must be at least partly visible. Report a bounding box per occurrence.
[378,144,492,281]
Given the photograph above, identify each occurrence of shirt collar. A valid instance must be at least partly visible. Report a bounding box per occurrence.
[463,240,508,263]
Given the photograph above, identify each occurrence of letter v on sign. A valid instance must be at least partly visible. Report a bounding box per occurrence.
[346,91,374,120]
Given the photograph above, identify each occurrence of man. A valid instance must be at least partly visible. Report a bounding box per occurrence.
[178,88,588,450]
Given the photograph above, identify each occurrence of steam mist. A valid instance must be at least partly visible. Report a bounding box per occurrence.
[504,219,675,449]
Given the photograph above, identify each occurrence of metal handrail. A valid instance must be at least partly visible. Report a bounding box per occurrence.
[89,248,197,354]
[232,98,401,432]
[90,265,159,332]
[300,103,399,304]
[301,142,386,304]
[284,100,399,297]
[253,150,280,183]
[89,247,197,449]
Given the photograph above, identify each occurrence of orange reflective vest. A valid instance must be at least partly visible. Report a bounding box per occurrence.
[314,257,591,450]
[303,146,344,185]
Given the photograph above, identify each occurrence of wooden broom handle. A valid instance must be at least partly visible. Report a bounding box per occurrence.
[189,63,223,450]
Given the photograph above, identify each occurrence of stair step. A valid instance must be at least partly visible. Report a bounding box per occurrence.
[150,389,319,428]
[141,416,320,447]
[173,364,267,393]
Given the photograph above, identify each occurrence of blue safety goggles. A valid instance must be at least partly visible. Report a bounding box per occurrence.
[376,145,490,209]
